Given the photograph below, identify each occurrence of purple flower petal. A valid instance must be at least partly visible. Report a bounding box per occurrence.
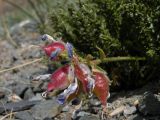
[41,34,55,41]
[66,42,73,59]
[57,94,66,105]
[57,78,78,104]
[87,77,95,90]
[50,48,61,60]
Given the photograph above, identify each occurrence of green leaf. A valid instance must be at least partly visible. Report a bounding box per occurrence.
[96,46,106,60]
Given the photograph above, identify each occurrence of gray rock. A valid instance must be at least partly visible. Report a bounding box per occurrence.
[0,91,5,98]
[6,82,28,97]
[127,114,144,120]
[123,106,137,116]
[77,111,90,117]
[24,88,34,100]
[15,111,34,120]
[29,93,44,101]
[31,80,44,93]
[90,99,101,107]
[31,98,62,120]
[138,92,160,115]
[79,115,100,120]
[62,105,70,112]
[0,100,40,113]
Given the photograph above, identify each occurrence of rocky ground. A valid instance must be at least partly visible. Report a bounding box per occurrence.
[0,20,160,120]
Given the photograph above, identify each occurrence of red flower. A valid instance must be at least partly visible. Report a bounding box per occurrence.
[74,63,91,92]
[47,64,70,92]
[93,71,110,106]
[43,42,65,60]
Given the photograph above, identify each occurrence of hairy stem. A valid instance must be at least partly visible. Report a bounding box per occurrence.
[93,56,146,64]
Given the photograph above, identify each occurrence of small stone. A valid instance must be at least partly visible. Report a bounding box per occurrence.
[6,82,28,97]
[31,80,44,93]
[0,91,5,98]
[31,98,62,120]
[138,92,160,115]
[8,93,22,102]
[127,114,144,120]
[15,111,34,120]
[79,115,100,120]
[123,106,136,116]
[24,88,34,100]
[62,105,70,112]
[109,106,125,117]
[77,111,90,117]
[90,99,101,106]
[29,93,44,101]
[0,100,40,113]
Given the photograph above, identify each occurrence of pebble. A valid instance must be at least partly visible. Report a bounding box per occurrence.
[89,99,101,106]
[15,111,34,120]
[0,91,5,98]
[77,111,90,117]
[23,88,35,100]
[29,93,44,101]
[62,105,70,112]
[31,98,62,120]
[79,115,100,120]
[6,82,28,97]
[0,100,40,113]
[123,106,137,116]
[138,92,160,115]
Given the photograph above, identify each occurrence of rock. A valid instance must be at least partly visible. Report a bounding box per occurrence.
[29,93,44,101]
[0,91,5,98]
[89,99,101,107]
[31,80,44,93]
[127,114,144,120]
[8,93,22,102]
[90,107,101,114]
[31,98,62,120]
[77,111,90,117]
[79,115,100,120]
[24,88,34,100]
[62,105,70,112]
[0,100,40,113]
[123,106,137,116]
[109,106,125,117]
[138,92,160,115]
[6,82,28,97]
[15,111,34,120]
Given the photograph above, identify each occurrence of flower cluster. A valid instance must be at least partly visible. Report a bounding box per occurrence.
[41,34,110,109]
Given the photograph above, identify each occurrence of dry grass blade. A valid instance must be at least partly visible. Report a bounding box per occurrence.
[3,0,35,20]
[0,111,16,120]
[0,58,42,74]
[27,0,44,24]
[1,16,18,48]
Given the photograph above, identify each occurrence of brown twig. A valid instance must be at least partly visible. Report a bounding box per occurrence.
[1,16,18,48]
[0,58,42,74]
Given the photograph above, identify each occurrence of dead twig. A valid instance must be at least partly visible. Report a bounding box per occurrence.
[0,58,42,74]
[0,111,16,120]
[1,16,18,48]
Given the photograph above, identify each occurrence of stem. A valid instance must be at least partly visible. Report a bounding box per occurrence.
[93,56,146,64]
[0,58,42,74]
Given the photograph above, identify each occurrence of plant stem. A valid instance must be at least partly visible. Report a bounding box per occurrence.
[94,57,146,64]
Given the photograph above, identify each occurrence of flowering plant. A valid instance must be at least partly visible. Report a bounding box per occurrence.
[41,34,110,115]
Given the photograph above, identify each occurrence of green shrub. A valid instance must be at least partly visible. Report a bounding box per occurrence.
[48,0,160,88]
